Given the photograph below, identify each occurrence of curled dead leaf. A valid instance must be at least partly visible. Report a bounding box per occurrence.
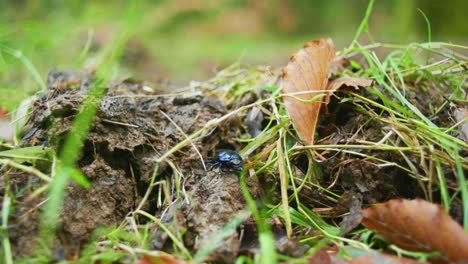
[281,39,373,144]
[281,38,335,144]
[361,198,468,263]
[307,247,426,264]
[325,76,374,104]
[327,76,374,92]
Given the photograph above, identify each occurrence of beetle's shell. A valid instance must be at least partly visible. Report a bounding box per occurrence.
[215,149,243,171]
[217,149,242,162]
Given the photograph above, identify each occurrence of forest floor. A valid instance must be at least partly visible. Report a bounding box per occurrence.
[1,37,467,264]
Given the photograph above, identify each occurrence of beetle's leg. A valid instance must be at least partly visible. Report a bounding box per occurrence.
[206,160,219,171]
[218,164,225,176]
[234,166,243,171]
[205,159,213,169]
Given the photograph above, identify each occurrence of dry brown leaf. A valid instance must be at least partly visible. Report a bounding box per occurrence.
[325,77,373,104]
[362,198,468,263]
[306,248,333,264]
[281,38,335,144]
[307,248,425,264]
[281,40,374,144]
[138,255,189,264]
[343,252,427,264]
[327,76,374,91]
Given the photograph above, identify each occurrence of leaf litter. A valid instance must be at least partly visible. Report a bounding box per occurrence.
[0,38,467,263]
[281,38,373,145]
[362,199,468,263]
[281,38,335,144]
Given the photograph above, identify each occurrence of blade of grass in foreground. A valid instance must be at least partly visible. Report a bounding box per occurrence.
[39,81,106,247]
[240,174,277,264]
[0,46,47,92]
[349,0,375,50]
[2,194,13,264]
[38,2,141,252]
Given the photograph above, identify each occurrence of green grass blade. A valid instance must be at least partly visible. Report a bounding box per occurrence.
[0,146,50,163]
[350,0,375,49]
[2,195,13,264]
[240,174,277,264]
[0,46,47,92]
[417,9,432,44]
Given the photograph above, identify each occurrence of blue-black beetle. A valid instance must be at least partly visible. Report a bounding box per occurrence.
[206,149,243,173]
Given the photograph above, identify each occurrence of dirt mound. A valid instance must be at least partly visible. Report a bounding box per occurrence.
[6,70,250,260]
[4,60,464,263]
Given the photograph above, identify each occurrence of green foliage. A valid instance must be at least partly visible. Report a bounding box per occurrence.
[1,195,13,264]
[0,146,51,163]
[1,0,467,111]
[240,174,277,264]
[1,1,467,263]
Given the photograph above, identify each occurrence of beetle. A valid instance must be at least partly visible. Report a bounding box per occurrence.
[206,149,243,173]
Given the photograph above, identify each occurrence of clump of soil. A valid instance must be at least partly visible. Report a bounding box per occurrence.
[163,171,247,263]
[3,70,252,260]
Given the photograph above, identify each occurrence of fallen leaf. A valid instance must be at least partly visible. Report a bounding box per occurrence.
[307,247,425,264]
[281,40,374,144]
[138,255,189,264]
[325,76,374,103]
[329,56,351,76]
[362,198,468,263]
[281,38,335,144]
[344,251,427,264]
[327,76,374,91]
[306,248,333,264]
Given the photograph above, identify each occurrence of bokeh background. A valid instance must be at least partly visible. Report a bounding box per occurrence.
[0,0,466,110]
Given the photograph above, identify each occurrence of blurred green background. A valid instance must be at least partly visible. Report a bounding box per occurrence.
[0,0,466,110]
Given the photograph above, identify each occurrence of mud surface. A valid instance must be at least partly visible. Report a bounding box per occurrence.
[3,70,251,260]
[162,171,247,263]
